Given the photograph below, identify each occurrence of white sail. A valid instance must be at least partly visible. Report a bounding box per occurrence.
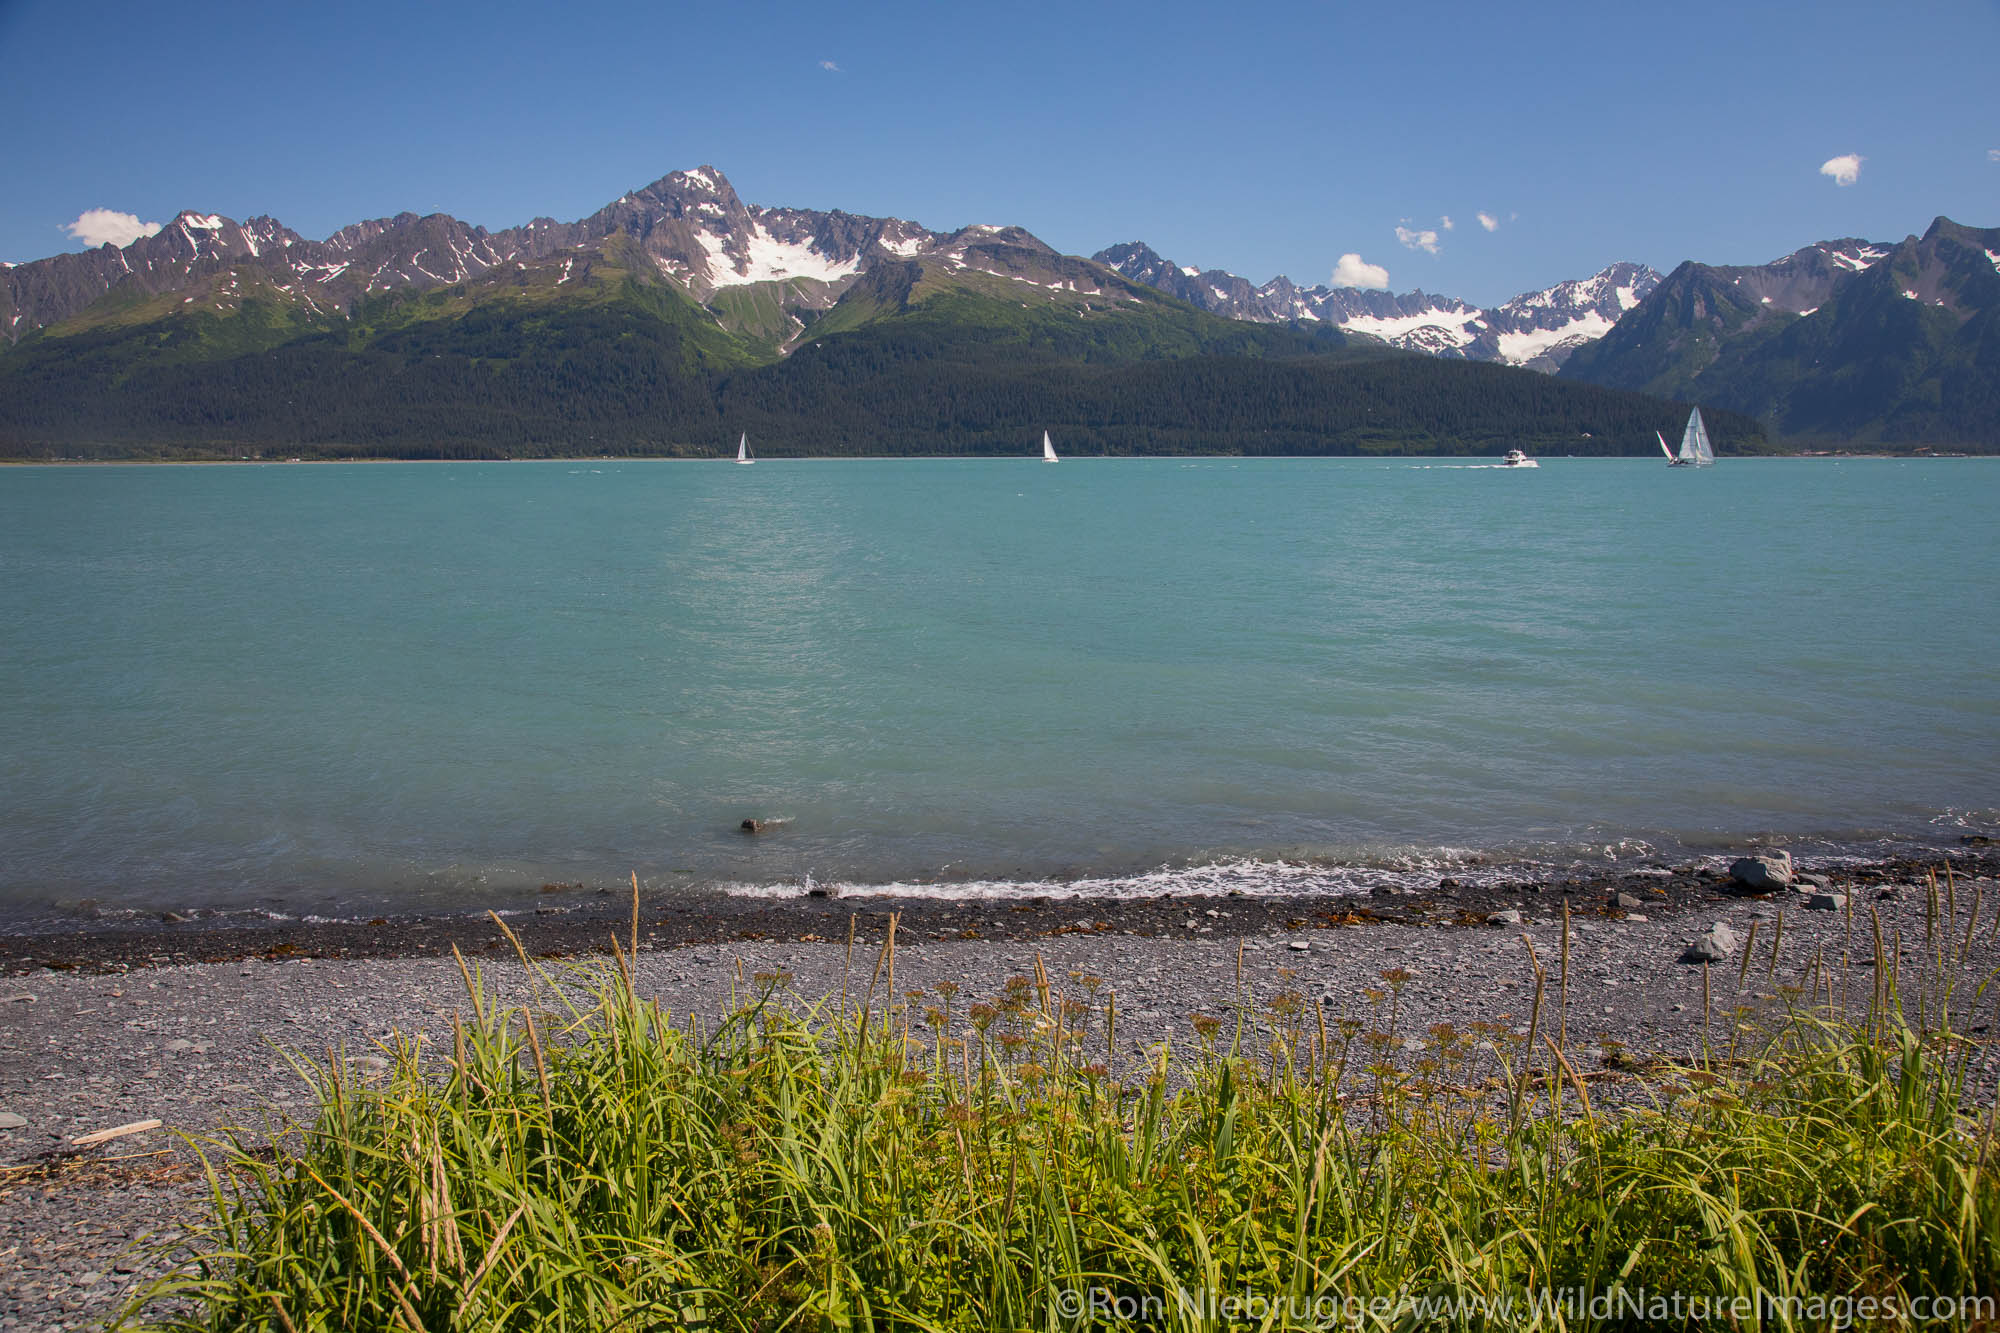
[1678,409,1713,466]
[1656,430,1675,461]
[1042,430,1059,462]
[735,432,753,465]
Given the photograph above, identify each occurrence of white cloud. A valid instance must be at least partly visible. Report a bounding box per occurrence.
[1819,153,1864,186]
[1988,148,1999,162]
[1439,215,1454,231]
[1394,224,1440,255]
[1477,211,1499,232]
[819,59,841,72]
[64,208,162,248]
[1331,253,1390,290]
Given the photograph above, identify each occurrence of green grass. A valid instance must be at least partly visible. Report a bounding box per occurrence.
[127,907,2000,1331]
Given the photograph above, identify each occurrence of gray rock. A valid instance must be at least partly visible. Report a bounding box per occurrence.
[1805,892,1847,912]
[1611,892,1644,911]
[1485,910,1523,926]
[0,1111,26,1130]
[1797,872,1832,889]
[1680,921,1739,964]
[1729,852,1794,891]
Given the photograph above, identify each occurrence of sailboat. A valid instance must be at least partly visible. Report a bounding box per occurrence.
[1666,408,1715,467]
[734,433,754,465]
[1041,430,1059,463]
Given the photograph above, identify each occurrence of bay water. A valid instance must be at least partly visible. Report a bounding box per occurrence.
[2,457,1994,928]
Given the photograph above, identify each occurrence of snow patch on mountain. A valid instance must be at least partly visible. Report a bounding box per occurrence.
[1829,244,1891,272]
[1340,308,1482,348]
[1493,312,1615,366]
[701,224,865,288]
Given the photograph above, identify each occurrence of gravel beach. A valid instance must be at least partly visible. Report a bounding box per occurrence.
[5,850,1997,1332]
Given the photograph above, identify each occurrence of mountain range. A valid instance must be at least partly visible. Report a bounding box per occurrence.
[1558,218,2000,447]
[1091,244,1660,372]
[5,165,1980,454]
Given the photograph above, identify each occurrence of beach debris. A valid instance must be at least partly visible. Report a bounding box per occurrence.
[1805,892,1847,912]
[1485,910,1523,927]
[1680,922,1739,964]
[1729,852,1794,891]
[0,1112,26,1130]
[70,1119,162,1148]
[2,993,33,1004]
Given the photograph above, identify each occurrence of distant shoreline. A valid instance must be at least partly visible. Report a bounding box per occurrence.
[5,451,1992,466]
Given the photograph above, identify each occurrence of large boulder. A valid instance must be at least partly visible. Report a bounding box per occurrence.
[1729,851,1794,891]
[1680,921,1739,964]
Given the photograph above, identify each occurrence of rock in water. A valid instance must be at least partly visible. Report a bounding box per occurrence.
[1729,852,1794,891]
[740,819,766,834]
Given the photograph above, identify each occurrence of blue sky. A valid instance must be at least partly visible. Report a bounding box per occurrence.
[3,0,1996,306]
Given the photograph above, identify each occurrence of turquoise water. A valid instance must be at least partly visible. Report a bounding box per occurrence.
[1,457,1995,925]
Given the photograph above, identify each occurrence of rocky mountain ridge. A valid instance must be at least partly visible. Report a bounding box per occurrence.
[1092,242,1660,371]
[1,168,1136,353]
